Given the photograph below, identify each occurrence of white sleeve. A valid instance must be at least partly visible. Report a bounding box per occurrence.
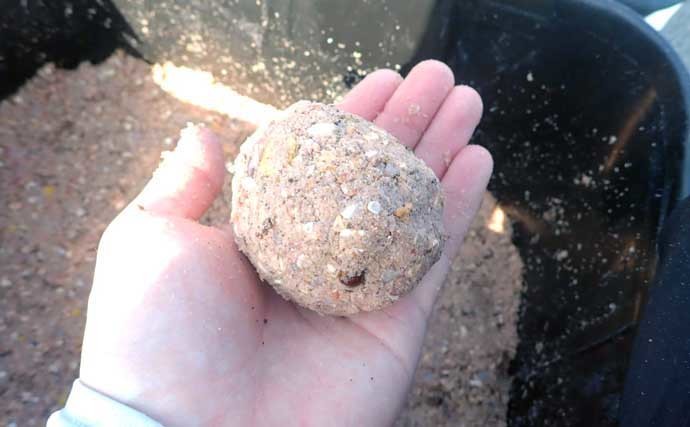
[47,379,163,427]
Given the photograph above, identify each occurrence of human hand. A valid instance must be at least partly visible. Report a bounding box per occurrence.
[79,60,492,426]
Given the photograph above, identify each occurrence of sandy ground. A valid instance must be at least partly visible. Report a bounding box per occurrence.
[397,194,522,426]
[0,52,522,426]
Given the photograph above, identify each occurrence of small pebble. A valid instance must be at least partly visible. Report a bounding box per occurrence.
[394,203,413,220]
[307,122,336,137]
[340,183,355,196]
[363,132,380,141]
[367,200,382,215]
[383,163,399,177]
[469,377,484,388]
[341,204,358,220]
[555,250,568,261]
[42,186,55,198]
[226,161,236,174]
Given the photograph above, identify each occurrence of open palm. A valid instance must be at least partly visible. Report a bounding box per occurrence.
[79,60,493,426]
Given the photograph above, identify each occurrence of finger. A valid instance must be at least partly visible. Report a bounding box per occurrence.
[409,144,493,315]
[131,125,226,220]
[441,144,493,259]
[373,60,455,149]
[414,85,483,179]
[337,69,403,120]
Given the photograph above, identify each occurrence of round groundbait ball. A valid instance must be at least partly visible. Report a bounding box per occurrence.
[231,101,445,316]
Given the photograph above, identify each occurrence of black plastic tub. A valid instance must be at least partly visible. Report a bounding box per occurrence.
[431,1,690,425]
[2,0,689,425]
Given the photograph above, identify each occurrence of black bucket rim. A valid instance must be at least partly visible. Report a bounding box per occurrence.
[566,0,690,200]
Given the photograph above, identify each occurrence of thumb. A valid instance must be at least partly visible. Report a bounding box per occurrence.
[131,125,226,220]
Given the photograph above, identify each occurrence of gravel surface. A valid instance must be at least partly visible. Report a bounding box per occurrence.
[0,52,522,426]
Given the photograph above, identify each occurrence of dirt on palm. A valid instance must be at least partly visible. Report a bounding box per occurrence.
[0,52,523,426]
